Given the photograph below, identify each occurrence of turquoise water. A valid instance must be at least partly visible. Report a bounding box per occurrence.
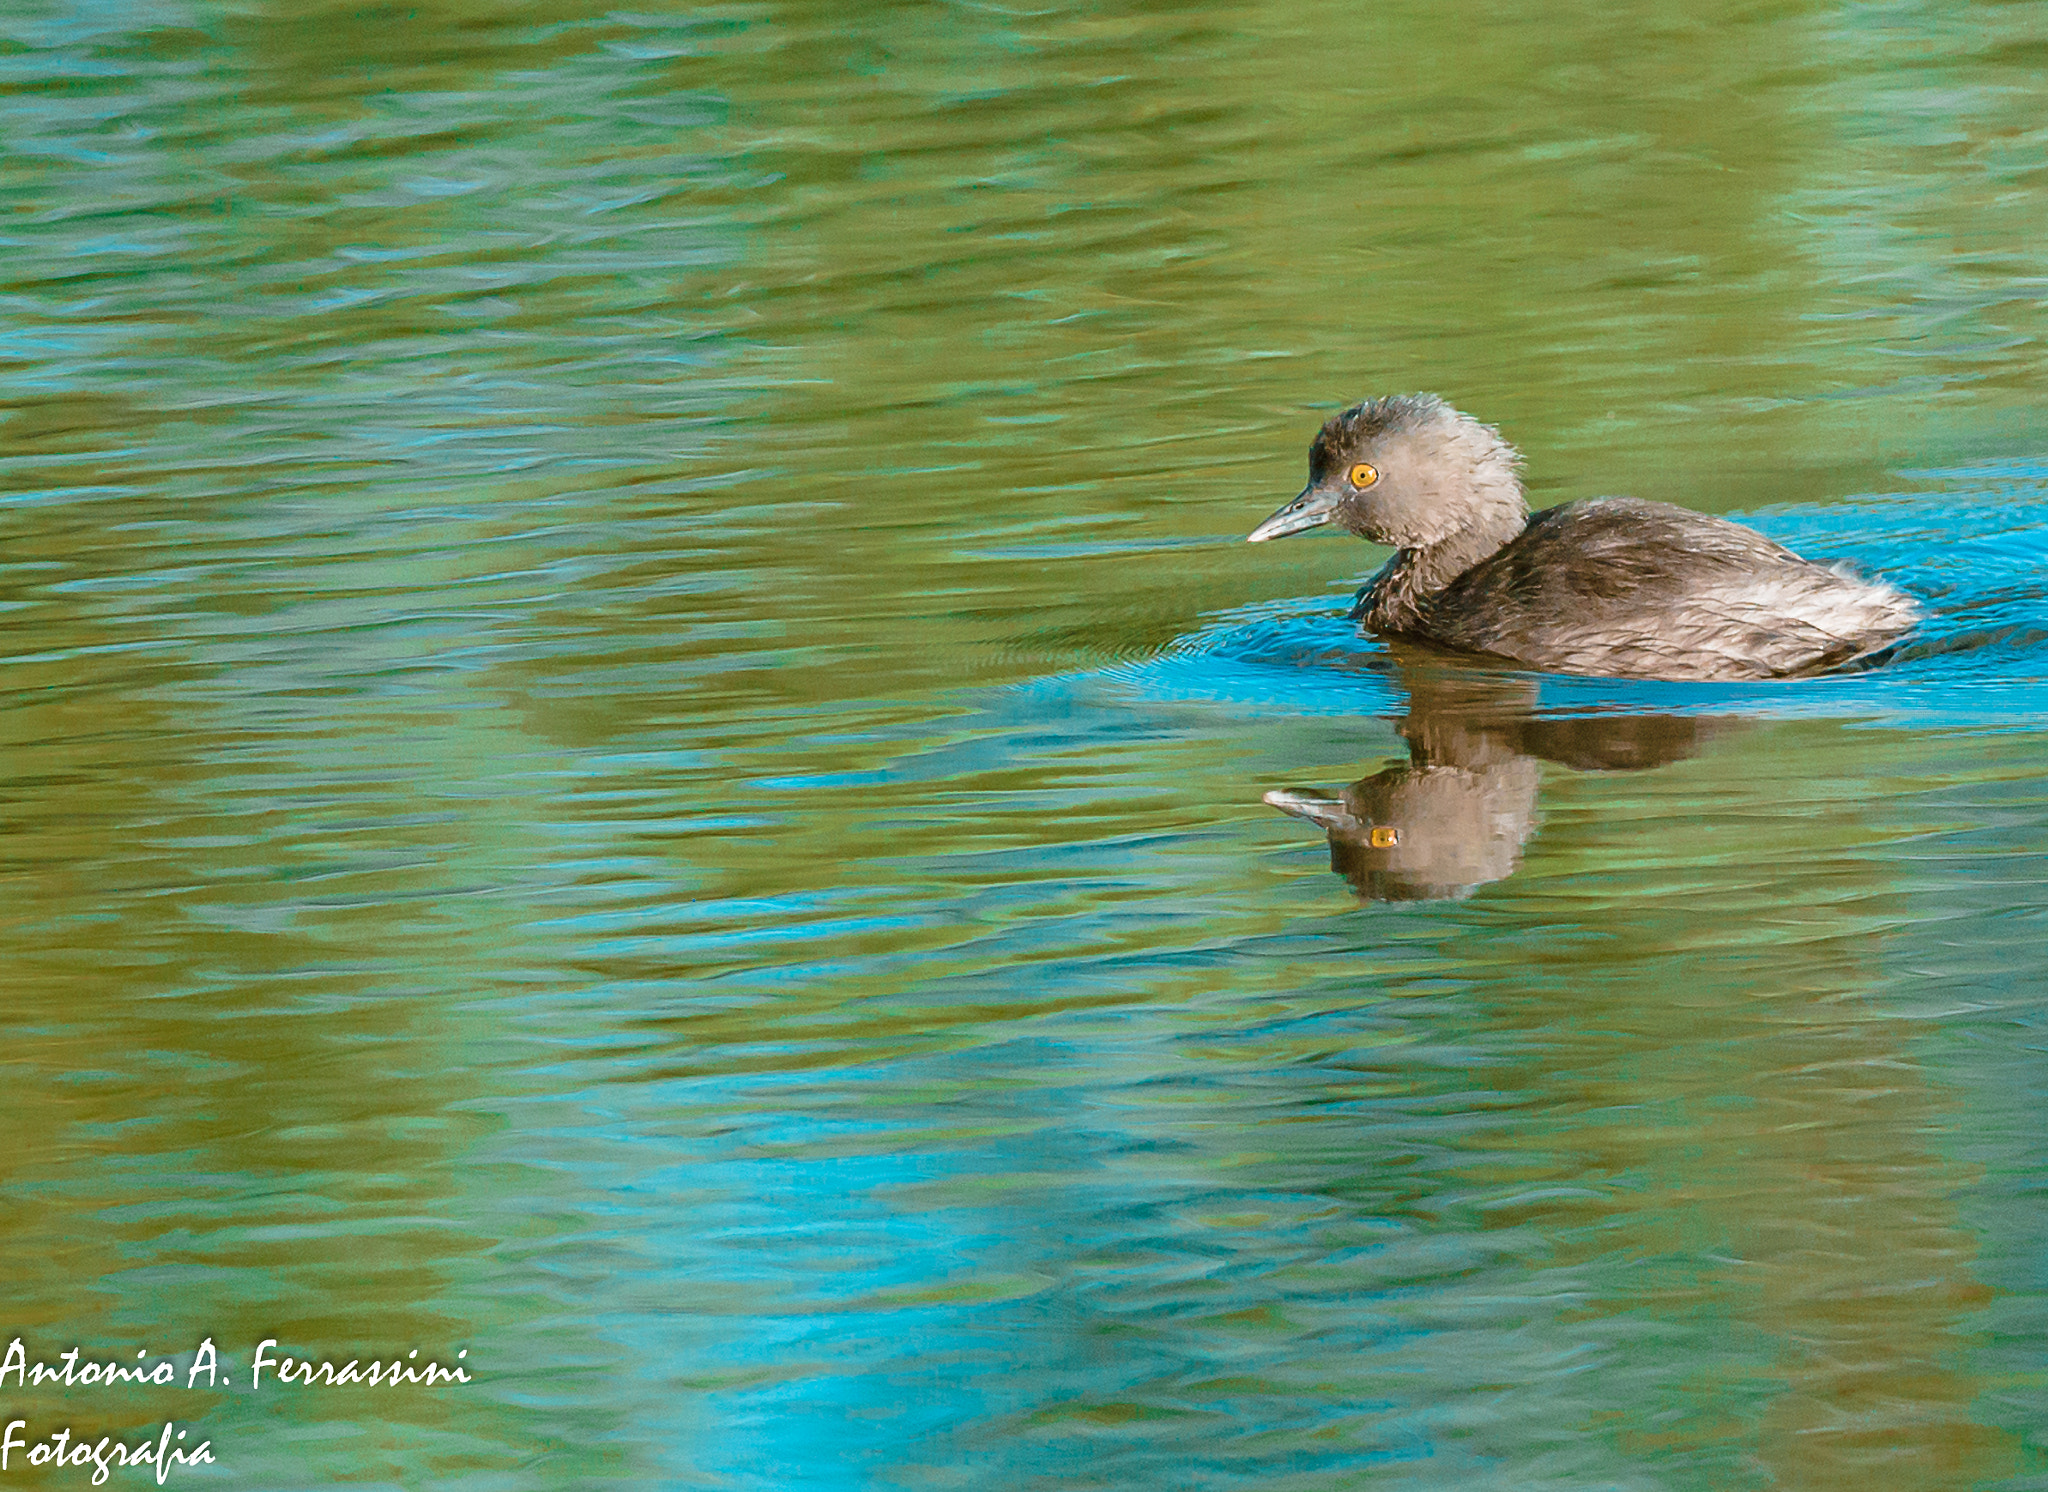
[2,1,2048,1487]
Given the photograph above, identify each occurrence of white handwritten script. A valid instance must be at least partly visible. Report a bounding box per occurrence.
[0,1337,472,1484]
[0,1422,207,1488]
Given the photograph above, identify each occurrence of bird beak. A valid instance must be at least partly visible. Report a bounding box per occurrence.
[1246,484,1338,543]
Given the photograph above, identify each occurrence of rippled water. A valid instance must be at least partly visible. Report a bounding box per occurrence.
[5,1,2048,1487]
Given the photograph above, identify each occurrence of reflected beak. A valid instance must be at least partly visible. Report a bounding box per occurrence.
[1262,788,1360,832]
[1246,485,1338,543]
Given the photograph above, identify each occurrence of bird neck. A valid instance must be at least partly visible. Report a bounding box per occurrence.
[1405,499,1527,590]
[1356,496,1527,634]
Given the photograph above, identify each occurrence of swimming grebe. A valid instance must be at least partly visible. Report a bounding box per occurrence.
[1247,395,1920,681]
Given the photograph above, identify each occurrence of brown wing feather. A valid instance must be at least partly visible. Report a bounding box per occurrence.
[1366,498,1916,681]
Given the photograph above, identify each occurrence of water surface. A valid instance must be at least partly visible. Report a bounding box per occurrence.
[3,1,2048,1487]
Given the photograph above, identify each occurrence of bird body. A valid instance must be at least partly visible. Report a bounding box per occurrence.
[1248,396,1919,682]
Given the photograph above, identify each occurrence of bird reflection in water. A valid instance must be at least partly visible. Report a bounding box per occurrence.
[1266,647,1735,901]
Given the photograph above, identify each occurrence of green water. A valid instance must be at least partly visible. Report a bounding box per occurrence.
[3,0,2048,1486]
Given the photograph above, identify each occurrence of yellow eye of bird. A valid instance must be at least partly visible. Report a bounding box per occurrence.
[1349,463,1379,489]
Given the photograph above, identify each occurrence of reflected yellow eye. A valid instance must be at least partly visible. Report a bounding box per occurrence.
[1368,826,1400,849]
[1349,463,1379,489]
